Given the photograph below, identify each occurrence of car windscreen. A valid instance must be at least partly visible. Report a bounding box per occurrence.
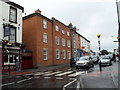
[101,56,109,59]
[79,56,89,60]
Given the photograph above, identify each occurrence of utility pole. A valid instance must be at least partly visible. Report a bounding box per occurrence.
[116,0,120,61]
[97,34,101,56]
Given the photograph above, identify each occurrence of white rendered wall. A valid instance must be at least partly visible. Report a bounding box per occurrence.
[0,1,22,43]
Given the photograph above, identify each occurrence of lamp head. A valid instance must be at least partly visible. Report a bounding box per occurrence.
[97,34,101,38]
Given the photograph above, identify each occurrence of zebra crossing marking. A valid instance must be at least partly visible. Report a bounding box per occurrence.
[55,71,73,77]
[68,71,85,77]
[34,71,52,76]
[56,77,63,80]
[44,71,62,76]
[44,77,51,79]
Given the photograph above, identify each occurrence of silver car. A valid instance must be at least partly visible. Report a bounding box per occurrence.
[99,56,112,66]
[75,56,94,69]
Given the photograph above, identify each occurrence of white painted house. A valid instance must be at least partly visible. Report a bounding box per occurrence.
[0,0,23,43]
[0,0,24,72]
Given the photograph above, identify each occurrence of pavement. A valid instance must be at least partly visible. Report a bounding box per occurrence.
[79,61,119,89]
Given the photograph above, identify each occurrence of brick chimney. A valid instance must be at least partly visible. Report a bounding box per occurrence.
[35,9,41,14]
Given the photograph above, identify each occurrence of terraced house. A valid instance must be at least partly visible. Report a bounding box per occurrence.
[23,10,71,67]
[0,0,24,72]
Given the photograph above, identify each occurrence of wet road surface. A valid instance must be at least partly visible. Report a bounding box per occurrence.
[2,62,118,89]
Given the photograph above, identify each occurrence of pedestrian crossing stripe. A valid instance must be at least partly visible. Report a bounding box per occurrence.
[34,71,52,76]
[44,71,62,76]
[55,71,73,77]
[68,71,85,77]
[56,77,63,80]
[44,77,51,79]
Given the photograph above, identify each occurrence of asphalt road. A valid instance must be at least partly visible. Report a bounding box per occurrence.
[2,62,119,89]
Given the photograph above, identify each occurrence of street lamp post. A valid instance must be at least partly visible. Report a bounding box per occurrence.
[116,0,120,60]
[97,34,101,56]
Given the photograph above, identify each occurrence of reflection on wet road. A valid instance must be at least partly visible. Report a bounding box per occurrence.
[2,64,97,88]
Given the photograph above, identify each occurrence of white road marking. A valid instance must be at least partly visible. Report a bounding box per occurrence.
[34,71,52,76]
[68,71,84,77]
[55,71,73,77]
[34,77,40,78]
[17,77,33,83]
[1,82,15,86]
[56,77,63,80]
[2,77,33,86]
[44,71,62,76]
[63,79,77,90]
[44,77,51,79]
[25,73,33,76]
[34,72,44,76]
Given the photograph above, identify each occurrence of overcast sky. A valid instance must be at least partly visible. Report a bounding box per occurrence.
[11,0,119,52]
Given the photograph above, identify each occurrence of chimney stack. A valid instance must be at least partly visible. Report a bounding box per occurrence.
[35,9,41,14]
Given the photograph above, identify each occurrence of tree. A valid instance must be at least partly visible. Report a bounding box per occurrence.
[100,49,109,55]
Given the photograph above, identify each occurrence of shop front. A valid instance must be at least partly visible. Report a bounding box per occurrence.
[2,44,22,73]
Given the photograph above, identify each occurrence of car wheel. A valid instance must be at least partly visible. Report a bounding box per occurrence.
[109,62,112,66]
[76,66,78,69]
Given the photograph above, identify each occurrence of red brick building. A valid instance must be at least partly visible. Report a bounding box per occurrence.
[23,11,53,67]
[23,10,71,67]
[52,18,71,65]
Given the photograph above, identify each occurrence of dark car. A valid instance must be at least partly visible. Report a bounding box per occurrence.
[75,56,94,69]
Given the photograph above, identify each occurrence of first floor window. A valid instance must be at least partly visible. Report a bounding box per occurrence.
[62,38,65,46]
[4,26,16,43]
[55,36,60,45]
[9,27,16,43]
[67,40,70,48]
[68,51,71,59]
[56,49,60,59]
[67,32,70,36]
[43,33,47,43]
[62,50,66,59]
[43,48,48,60]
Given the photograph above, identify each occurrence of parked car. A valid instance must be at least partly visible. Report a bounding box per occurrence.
[75,56,94,69]
[99,55,112,66]
[91,55,99,64]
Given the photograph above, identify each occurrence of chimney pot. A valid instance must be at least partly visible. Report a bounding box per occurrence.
[35,9,41,14]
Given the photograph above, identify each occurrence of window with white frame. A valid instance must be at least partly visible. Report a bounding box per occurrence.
[4,55,18,65]
[55,36,60,45]
[62,38,65,46]
[62,29,65,34]
[9,6,17,23]
[62,50,66,59]
[43,19,47,29]
[56,49,60,59]
[67,32,70,36]
[55,25,59,31]
[68,51,71,59]
[74,42,76,48]
[67,40,70,48]
[43,48,48,60]
[43,33,47,43]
